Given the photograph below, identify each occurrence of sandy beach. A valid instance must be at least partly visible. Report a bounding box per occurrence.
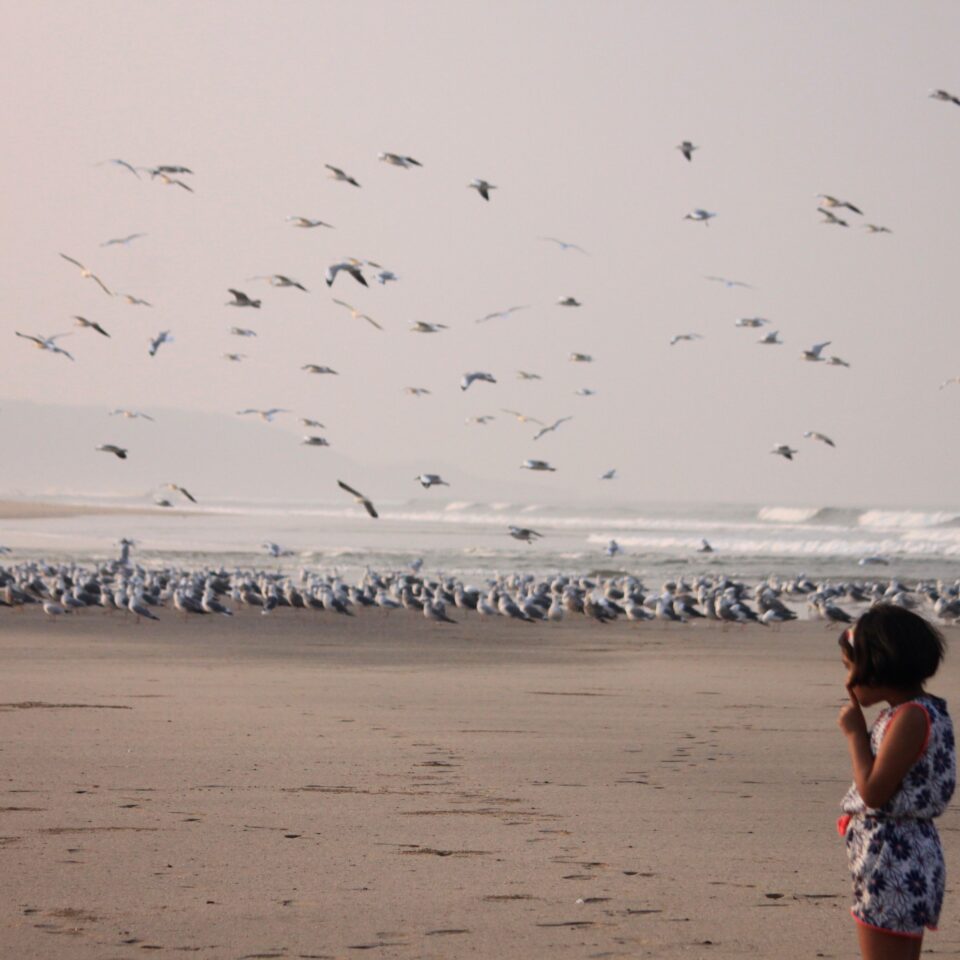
[2,610,959,959]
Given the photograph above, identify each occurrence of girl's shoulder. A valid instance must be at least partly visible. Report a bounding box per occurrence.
[916,692,950,718]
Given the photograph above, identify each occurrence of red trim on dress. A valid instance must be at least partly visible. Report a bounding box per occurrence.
[851,909,933,939]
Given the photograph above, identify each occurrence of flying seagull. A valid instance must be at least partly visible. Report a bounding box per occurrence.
[557,296,581,307]
[337,480,378,518]
[222,353,246,362]
[250,274,308,291]
[59,253,113,295]
[533,416,573,441]
[677,140,698,162]
[817,208,849,227]
[96,444,128,459]
[237,408,288,422]
[539,237,589,254]
[707,276,752,289]
[15,332,74,360]
[735,317,769,327]
[379,152,422,168]
[325,164,361,187]
[301,435,330,447]
[468,178,496,201]
[803,431,836,447]
[461,371,496,391]
[817,195,863,215]
[73,316,110,337]
[148,331,172,357]
[110,409,153,421]
[930,89,960,106]
[154,173,193,192]
[287,216,334,229]
[670,333,703,346]
[569,352,593,363]
[230,327,257,337]
[164,483,197,503]
[770,444,797,461]
[148,164,193,177]
[758,330,783,345]
[415,473,449,488]
[509,526,543,543]
[864,223,892,234]
[600,468,617,480]
[501,409,544,425]
[227,289,261,308]
[410,321,448,333]
[332,299,381,329]
[801,341,831,362]
[521,459,556,472]
[325,260,368,288]
[300,418,326,428]
[120,294,152,306]
[476,305,529,323]
[683,209,716,225]
[517,370,542,380]
[302,364,338,375]
[404,387,431,397]
[100,233,147,248]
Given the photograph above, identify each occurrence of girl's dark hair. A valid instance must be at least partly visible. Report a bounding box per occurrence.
[840,603,945,688]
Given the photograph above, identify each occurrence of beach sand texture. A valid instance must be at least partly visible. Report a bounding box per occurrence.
[2,611,959,958]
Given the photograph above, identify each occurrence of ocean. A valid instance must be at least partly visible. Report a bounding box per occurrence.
[4,496,960,583]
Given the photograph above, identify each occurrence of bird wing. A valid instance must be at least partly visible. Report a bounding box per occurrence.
[361,499,378,519]
[91,273,113,295]
[363,314,382,330]
[478,184,489,200]
[16,332,44,345]
[179,487,198,503]
[59,253,85,269]
[337,480,365,500]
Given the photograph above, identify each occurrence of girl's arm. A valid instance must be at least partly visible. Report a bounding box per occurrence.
[838,694,929,809]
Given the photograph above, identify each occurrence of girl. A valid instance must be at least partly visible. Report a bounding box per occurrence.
[838,603,955,960]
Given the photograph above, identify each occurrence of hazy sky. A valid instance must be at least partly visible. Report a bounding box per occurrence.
[4,1,960,508]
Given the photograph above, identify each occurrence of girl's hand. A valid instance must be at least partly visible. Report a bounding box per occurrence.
[838,689,867,737]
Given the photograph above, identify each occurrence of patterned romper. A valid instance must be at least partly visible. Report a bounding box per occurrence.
[839,694,956,938]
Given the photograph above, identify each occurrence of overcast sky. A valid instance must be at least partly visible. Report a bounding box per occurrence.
[4,1,960,508]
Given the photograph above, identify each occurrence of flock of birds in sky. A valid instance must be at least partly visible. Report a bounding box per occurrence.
[10,88,960,545]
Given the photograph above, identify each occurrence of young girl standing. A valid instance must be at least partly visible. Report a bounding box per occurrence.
[838,604,955,960]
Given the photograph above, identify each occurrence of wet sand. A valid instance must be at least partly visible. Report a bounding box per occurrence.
[2,610,959,959]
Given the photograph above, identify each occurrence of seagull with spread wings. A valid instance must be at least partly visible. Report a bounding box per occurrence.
[100,233,147,248]
[73,316,110,337]
[476,305,529,323]
[15,331,74,360]
[287,216,335,229]
[332,299,381,329]
[59,253,113,295]
[237,408,288,422]
[539,237,589,254]
[337,480,378,518]
[468,178,496,201]
[533,416,573,441]
[325,164,361,187]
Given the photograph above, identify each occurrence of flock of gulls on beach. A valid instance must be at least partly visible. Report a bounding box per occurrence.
[7,91,960,580]
[4,540,960,626]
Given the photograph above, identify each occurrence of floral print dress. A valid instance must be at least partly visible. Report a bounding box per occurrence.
[839,694,956,937]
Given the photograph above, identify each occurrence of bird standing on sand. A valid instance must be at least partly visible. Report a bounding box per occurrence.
[337,480,378,518]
